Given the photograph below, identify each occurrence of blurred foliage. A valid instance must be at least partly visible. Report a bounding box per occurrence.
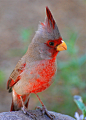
[74,95,86,119]
[20,28,32,43]
[0,70,5,88]
[20,28,32,55]
[8,28,32,57]
[20,28,32,54]
[74,95,86,120]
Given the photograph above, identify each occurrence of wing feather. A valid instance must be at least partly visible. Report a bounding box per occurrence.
[7,56,26,92]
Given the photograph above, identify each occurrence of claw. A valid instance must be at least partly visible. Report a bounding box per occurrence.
[21,106,34,118]
[35,93,55,119]
[36,105,55,120]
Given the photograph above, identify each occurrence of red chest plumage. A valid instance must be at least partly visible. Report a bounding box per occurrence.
[31,57,56,93]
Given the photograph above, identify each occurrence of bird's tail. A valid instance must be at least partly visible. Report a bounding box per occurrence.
[10,88,30,111]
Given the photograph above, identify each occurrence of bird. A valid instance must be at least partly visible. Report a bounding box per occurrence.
[7,6,67,119]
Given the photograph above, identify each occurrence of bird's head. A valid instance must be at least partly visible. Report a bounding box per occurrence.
[31,7,67,59]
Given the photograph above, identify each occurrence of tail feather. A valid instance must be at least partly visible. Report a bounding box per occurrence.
[10,88,30,111]
[10,98,15,111]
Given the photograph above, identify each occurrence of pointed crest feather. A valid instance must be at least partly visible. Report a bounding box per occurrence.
[35,6,61,41]
[46,6,55,29]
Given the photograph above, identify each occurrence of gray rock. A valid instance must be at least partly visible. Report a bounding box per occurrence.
[0,110,75,120]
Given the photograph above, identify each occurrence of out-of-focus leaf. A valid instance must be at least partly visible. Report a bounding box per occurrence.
[20,28,32,42]
[74,95,86,119]
[78,55,86,66]
[75,100,85,111]
[83,109,86,118]
[69,32,78,46]
[65,30,78,55]
[74,96,85,111]
[0,70,5,85]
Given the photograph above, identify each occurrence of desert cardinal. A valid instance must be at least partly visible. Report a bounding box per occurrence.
[7,6,67,118]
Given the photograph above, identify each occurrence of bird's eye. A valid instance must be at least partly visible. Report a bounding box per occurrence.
[49,42,54,46]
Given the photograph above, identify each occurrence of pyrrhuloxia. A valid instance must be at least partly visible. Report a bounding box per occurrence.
[7,6,67,118]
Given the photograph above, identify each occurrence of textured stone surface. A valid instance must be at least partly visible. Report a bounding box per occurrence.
[0,110,75,120]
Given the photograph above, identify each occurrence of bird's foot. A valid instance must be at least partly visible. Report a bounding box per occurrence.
[21,106,34,118]
[36,105,55,120]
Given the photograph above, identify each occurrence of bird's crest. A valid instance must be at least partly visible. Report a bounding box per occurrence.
[35,6,61,41]
[46,6,55,29]
[40,6,56,30]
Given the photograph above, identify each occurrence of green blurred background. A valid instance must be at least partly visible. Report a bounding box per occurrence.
[0,0,86,117]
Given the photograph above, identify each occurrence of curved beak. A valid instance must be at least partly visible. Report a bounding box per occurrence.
[56,41,67,51]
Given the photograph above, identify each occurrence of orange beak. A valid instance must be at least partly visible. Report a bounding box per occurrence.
[56,41,67,51]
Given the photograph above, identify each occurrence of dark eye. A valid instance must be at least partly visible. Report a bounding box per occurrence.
[49,42,54,46]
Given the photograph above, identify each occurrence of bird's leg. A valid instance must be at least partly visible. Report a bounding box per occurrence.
[35,93,55,119]
[20,96,27,114]
[20,96,33,118]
